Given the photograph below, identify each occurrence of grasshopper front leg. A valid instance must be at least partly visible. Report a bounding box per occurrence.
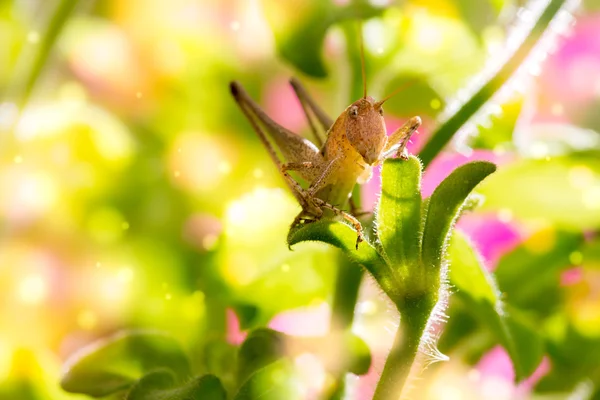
[380,116,422,161]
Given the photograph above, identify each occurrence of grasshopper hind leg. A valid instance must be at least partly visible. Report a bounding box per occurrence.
[289,198,365,250]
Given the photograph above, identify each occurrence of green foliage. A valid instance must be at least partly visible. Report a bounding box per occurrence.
[290,157,496,398]
[495,231,583,313]
[4,0,595,398]
[422,161,497,273]
[471,95,523,150]
[234,359,302,400]
[263,0,385,77]
[236,329,285,384]
[449,233,544,381]
[479,151,600,229]
[126,371,226,400]
[60,331,191,397]
[382,75,445,119]
[377,157,422,270]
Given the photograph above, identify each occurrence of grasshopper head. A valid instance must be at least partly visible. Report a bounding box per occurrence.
[345,97,387,165]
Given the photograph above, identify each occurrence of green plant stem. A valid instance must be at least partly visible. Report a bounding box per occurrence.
[372,299,433,400]
[1,0,80,158]
[331,254,364,332]
[8,0,80,108]
[325,254,364,400]
[418,0,569,168]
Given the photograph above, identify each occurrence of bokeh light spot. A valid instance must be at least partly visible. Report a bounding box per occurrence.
[17,274,47,305]
[497,209,513,223]
[568,165,595,189]
[551,103,564,116]
[582,186,600,210]
[569,251,583,266]
[253,168,264,179]
[295,353,326,395]
[117,267,134,283]
[27,31,39,43]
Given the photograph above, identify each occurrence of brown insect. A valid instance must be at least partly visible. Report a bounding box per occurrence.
[230,45,420,249]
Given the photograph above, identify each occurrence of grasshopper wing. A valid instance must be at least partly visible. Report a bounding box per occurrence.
[230,81,324,181]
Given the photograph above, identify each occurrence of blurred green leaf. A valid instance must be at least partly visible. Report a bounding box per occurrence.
[422,161,497,271]
[383,75,445,118]
[478,151,600,229]
[61,330,191,397]
[126,371,226,400]
[454,0,501,36]
[495,230,583,313]
[471,95,523,150]
[448,232,544,381]
[263,0,385,77]
[342,332,372,375]
[537,317,600,393]
[234,359,302,400]
[584,0,600,11]
[438,302,480,354]
[232,303,260,330]
[377,156,423,270]
[237,329,285,385]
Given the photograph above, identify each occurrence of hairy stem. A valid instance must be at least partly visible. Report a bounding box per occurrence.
[418,0,570,167]
[373,298,434,400]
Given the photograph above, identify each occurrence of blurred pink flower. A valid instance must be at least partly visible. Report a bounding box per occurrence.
[421,149,513,198]
[561,266,583,286]
[264,78,308,133]
[268,303,330,337]
[534,13,600,123]
[476,346,549,397]
[457,214,524,270]
[226,308,246,345]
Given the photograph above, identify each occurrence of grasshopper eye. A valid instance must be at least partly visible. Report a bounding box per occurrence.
[349,106,359,117]
[378,107,384,116]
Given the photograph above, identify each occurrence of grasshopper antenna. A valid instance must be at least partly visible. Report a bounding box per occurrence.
[374,81,414,108]
[358,22,367,99]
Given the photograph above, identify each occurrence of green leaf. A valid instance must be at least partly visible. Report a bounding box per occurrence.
[478,151,600,229]
[343,332,372,375]
[232,303,260,330]
[382,75,445,118]
[495,230,583,313]
[454,0,500,37]
[471,95,523,150]
[448,233,544,381]
[288,220,390,292]
[237,329,286,385]
[234,359,302,400]
[422,161,497,271]
[377,156,423,270]
[61,330,191,397]
[537,316,600,393]
[263,0,384,77]
[126,371,226,400]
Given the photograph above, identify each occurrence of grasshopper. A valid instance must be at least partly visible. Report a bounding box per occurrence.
[230,61,421,249]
